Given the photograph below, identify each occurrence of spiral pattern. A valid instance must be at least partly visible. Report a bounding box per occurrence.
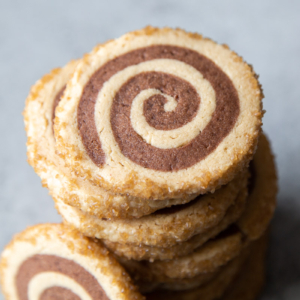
[16,255,109,300]
[78,45,239,171]
[40,287,80,300]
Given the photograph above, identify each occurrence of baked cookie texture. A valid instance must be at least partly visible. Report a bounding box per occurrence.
[23,60,199,220]
[145,233,268,300]
[102,187,246,261]
[2,26,277,300]
[222,235,267,300]
[0,224,144,300]
[114,133,275,296]
[117,227,244,282]
[137,247,249,293]
[55,171,248,247]
[54,26,263,200]
[237,133,277,241]
[101,134,276,262]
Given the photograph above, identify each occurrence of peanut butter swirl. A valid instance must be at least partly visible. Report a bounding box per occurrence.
[78,45,239,171]
[16,254,109,300]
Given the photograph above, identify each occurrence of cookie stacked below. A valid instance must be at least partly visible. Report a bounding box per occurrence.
[0,224,267,300]
[1,27,277,300]
[0,224,144,300]
[112,133,277,298]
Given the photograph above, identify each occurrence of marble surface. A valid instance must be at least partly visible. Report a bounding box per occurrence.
[1,0,300,299]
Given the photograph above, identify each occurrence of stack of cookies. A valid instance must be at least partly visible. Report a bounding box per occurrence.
[0,27,277,300]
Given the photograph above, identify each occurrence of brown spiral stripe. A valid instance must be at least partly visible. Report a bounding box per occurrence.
[40,287,80,300]
[16,254,109,300]
[78,45,239,171]
[140,72,200,130]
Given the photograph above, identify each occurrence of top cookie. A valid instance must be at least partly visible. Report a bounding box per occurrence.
[55,26,263,199]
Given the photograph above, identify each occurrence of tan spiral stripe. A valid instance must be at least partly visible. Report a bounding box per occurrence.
[52,85,66,128]
[15,254,109,300]
[78,45,240,171]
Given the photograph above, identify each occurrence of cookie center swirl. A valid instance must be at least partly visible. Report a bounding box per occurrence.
[134,73,200,130]
[16,254,109,300]
[78,45,239,171]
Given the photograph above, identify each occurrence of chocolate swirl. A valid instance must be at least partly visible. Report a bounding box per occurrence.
[78,45,239,171]
[16,254,109,300]
[40,287,80,300]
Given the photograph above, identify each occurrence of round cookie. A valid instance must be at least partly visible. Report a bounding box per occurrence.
[103,134,276,261]
[118,226,243,282]
[55,171,248,247]
[221,231,268,300]
[23,60,199,220]
[144,246,247,299]
[137,248,248,293]
[102,188,247,261]
[54,26,263,201]
[0,224,144,300]
[237,133,277,241]
[145,234,267,300]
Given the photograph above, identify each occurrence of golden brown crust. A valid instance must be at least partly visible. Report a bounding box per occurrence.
[237,133,277,241]
[24,60,78,168]
[0,224,144,300]
[144,233,267,300]
[102,189,247,261]
[144,247,248,299]
[102,135,276,262]
[136,247,248,293]
[55,172,248,247]
[221,232,268,300]
[118,232,243,282]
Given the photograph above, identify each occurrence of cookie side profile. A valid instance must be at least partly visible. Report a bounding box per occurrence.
[221,232,268,300]
[145,233,267,300]
[137,248,249,293]
[118,227,243,282]
[0,224,144,300]
[102,189,246,261]
[102,133,276,261]
[55,171,248,247]
[237,133,277,241]
[55,26,263,200]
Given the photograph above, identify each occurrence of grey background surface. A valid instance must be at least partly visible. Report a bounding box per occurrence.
[1,0,300,299]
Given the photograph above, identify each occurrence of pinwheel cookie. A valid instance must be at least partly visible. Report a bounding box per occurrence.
[137,248,249,293]
[101,133,276,261]
[55,171,248,247]
[54,26,263,201]
[0,224,144,300]
[102,189,247,261]
[221,236,267,300]
[145,233,267,300]
[24,60,199,220]
[237,133,277,241]
[118,226,243,283]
